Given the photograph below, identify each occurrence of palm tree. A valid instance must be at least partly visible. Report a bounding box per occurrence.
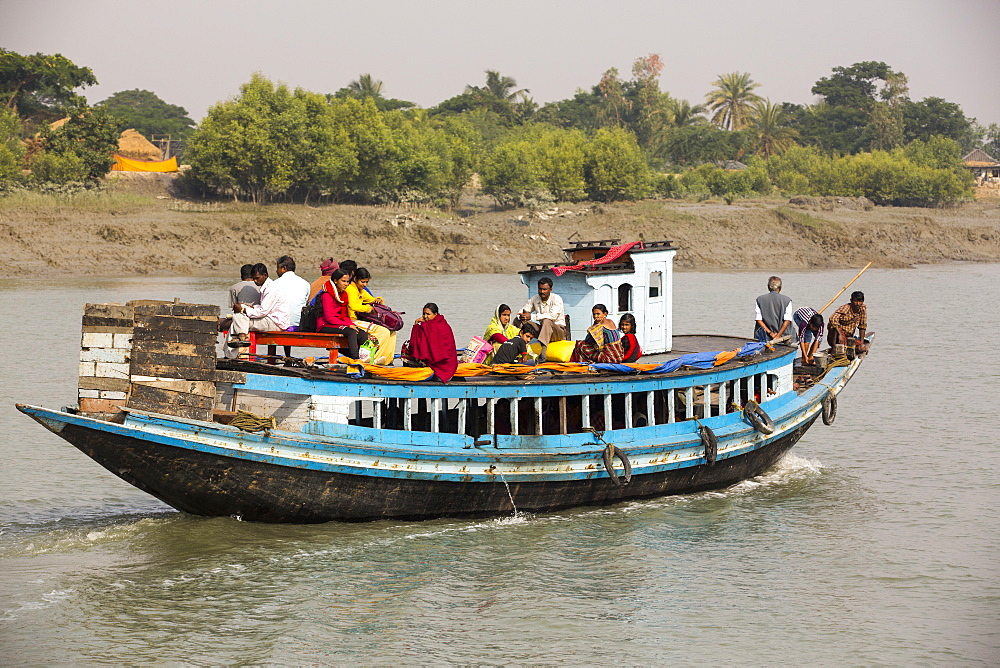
[751,99,797,158]
[466,70,529,103]
[347,73,384,99]
[705,71,763,131]
[667,98,708,127]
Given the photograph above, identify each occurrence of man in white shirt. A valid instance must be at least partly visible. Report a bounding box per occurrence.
[225,263,290,358]
[519,277,567,360]
[272,255,311,330]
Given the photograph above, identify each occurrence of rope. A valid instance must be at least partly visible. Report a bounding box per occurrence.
[230,410,276,433]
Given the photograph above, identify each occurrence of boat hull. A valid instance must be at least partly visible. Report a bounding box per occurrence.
[37,414,816,522]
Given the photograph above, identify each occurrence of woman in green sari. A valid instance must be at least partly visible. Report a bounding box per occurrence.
[483,303,521,364]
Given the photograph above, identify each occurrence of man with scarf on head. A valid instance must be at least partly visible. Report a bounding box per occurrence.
[309,257,339,302]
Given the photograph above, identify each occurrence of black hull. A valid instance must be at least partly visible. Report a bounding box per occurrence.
[51,417,818,523]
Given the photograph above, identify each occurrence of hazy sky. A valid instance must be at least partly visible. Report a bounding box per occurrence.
[2,0,998,125]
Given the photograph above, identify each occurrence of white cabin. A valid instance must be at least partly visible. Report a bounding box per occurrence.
[519,240,677,354]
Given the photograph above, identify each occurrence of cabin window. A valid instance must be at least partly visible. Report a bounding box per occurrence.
[649,271,662,298]
[618,283,632,312]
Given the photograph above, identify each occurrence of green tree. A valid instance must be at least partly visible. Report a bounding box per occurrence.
[807,61,913,153]
[666,98,707,127]
[705,71,763,131]
[629,54,672,150]
[660,124,750,166]
[750,99,797,158]
[347,73,384,98]
[0,108,26,183]
[467,70,529,103]
[333,73,414,112]
[865,71,908,150]
[35,106,118,181]
[479,133,545,207]
[584,127,651,201]
[900,135,964,171]
[186,74,358,202]
[596,67,630,128]
[96,89,195,139]
[0,48,97,125]
[981,123,1000,158]
[903,97,974,148]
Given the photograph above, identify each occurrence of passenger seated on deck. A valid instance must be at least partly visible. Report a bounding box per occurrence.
[483,303,520,363]
[618,313,642,362]
[347,267,397,365]
[308,257,338,302]
[230,263,261,308]
[316,269,369,360]
[519,277,567,361]
[225,263,289,358]
[400,303,458,383]
[793,307,824,365]
[490,323,538,366]
[570,304,623,364]
[220,263,260,331]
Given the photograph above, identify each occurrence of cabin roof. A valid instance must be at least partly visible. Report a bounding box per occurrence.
[561,239,677,254]
[519,239,677,275]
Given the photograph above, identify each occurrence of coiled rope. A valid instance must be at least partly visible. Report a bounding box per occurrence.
[230,410,276,433]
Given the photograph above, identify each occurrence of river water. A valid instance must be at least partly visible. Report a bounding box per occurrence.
[1,265,997,664]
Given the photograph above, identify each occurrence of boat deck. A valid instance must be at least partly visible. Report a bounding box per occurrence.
[217,334,795,386]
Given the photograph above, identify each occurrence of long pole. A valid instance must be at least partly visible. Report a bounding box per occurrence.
[818,262,872,314]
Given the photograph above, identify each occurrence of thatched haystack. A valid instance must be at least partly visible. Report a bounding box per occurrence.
[117,129,162,161]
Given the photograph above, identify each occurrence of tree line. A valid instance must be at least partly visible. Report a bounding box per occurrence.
[1,47,997,206]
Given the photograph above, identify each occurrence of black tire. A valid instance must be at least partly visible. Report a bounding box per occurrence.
[822,393,838,425]
[699,425,718,465]
[744,401,775,435]
[602,445,632,487]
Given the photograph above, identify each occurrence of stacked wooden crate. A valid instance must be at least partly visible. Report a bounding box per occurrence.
[127,300,220,421]
[78,303,135,416]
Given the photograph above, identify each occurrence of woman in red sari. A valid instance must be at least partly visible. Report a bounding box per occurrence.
[401,303,458,382]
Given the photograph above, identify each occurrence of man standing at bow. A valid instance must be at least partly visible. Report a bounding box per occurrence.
[827,291,868,353]
[753,276,794,342]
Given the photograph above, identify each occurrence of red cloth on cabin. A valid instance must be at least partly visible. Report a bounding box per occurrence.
[408,314,458,382]
[552,241,640,276]
[317,284,354,330]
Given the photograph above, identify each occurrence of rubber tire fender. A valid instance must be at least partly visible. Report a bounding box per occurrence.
[602,444,632,487]
[699,425,718,465]
[744,401,775,435]
[822,393,838,426]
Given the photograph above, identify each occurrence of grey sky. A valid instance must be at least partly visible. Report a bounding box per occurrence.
[2,0,997,125]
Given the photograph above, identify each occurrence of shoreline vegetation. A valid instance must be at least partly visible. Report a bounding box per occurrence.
[1,177,997,278]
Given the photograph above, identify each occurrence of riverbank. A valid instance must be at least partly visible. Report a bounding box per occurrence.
[1,177,998,277]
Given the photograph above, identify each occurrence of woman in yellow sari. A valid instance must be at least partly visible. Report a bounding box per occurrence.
[346,267,398,365]
[483,303,520,364]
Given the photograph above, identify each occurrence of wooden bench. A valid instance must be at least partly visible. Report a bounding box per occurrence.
[249,331,347,363]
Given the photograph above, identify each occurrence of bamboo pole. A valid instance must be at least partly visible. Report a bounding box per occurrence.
[818,262,872,314]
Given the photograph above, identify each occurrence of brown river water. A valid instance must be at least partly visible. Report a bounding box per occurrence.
[1,265,997,664]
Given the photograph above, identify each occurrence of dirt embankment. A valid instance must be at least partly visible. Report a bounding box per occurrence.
[1,175,998,277]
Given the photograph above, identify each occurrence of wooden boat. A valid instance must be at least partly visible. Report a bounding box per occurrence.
[17,240,871,523]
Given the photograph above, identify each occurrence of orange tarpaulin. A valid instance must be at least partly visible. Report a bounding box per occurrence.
[111,154,178,172]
